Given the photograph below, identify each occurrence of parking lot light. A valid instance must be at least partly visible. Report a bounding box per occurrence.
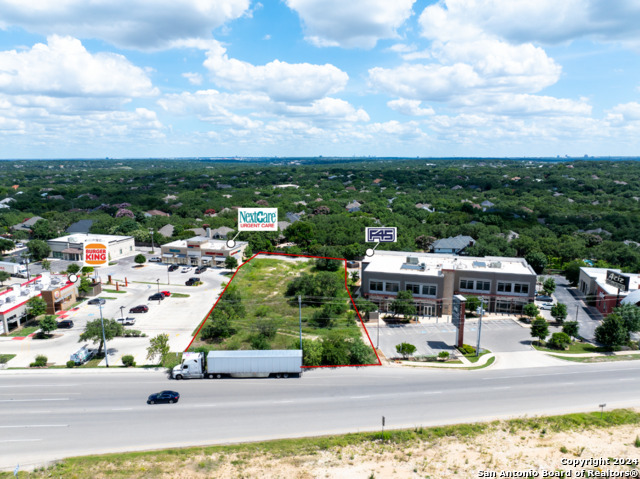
[99,302,109,368]
[120,306,125,320]
[156,278,160,294]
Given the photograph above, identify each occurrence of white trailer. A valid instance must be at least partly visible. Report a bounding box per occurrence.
[172,350,303,379]
[0,261,27,277]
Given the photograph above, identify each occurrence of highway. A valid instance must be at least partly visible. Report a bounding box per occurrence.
[1,362,640,471]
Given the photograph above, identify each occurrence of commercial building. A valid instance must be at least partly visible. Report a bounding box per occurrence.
[0,273,76,335]
[160,229,248,267]
[578,267,640,315]
[361,251,537,317]
[47,234,135,262]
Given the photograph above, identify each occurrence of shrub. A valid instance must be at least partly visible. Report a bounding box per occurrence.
[30,355,47,367]
[122,355,136,367]
[438,351,450,360]
[250,335,271,350]
[458,344,476,355]
[548,332,571,350]
[66,360,75,368]
[256,320,277,339]
[396,342,417,359]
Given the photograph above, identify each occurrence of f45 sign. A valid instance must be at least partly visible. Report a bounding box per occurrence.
[366,227,397,243]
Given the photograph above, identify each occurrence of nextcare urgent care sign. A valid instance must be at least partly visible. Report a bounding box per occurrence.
[84,242,108,267]
[238,208,278,231]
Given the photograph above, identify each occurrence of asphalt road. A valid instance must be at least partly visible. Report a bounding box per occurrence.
[552,275,602,341]
[2,362,640,471]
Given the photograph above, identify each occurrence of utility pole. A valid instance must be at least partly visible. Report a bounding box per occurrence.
[576,304,579,322]
[476,298,484,357]
[99,302,109,367]
[298,295,302,350]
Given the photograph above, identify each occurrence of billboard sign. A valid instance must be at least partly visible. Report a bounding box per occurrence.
[84,242,108,267]
[238,208,278,231]
[366,227,397,243]
[606,270,630,292]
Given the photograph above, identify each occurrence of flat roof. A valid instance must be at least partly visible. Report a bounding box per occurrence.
[583,268,640,295]
[363,251,536,277]
[163,237,248,251]
[48,233,133,243]
[0,274,73,315]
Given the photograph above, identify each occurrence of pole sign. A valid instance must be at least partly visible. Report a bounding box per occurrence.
[237,208,278,231]
[366,227,397,243]
[84,242,108,267]
[605,270,630,292]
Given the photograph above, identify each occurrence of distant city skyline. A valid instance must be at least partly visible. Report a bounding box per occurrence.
[0,0,639,158]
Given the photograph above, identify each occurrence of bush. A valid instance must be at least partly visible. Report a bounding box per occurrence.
[30,355,47,367]
[256,320,277,339]
[66,360,75,368]
[458,344,476,355]
[122,355,136,367]
[250,335,271,350]
[396,342,417,359]
[547,332,571,350]
[438,351,450,360]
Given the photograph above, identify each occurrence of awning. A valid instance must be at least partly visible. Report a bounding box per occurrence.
[187,253,200,257]
[176,254,187,258]
[162,253,173,257]
[61,248,82,254]
[215,257,226,262]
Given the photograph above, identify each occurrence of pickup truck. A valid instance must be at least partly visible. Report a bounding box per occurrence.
[117,317,136,326]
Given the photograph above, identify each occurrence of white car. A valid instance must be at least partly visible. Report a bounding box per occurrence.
[117,317,136,326]
[148,257,162,262]
[539,302,554,310]
[181,266,192,273]
[15,242,24,248]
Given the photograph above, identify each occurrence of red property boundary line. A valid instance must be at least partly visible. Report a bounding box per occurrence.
[185,252,381,368]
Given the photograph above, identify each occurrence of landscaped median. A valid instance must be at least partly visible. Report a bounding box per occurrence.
[3,409,639,478]
[533,342,640,363]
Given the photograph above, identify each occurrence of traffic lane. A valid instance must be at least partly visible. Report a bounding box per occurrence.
[2,365,640,470]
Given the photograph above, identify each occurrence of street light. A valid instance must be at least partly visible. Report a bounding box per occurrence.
[149,228,154,254]
[98,302,109,368]
[167,264,171,285]
[21,253,30,281]
[119,306,125,320]
[476,297,485,357]
[156,278,160,294]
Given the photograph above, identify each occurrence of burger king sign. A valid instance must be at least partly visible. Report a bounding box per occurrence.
[84,242,108,267]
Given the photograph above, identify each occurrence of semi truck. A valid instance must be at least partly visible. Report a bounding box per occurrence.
[172,349,303,379]
[0,261,28,278]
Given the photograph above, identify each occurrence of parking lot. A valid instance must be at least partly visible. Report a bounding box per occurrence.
[1,251,232,367]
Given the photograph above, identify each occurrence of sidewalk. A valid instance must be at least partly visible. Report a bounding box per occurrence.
[397,352,496,369]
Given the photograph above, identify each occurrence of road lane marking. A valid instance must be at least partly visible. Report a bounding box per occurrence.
[421,391,443,395]
[111,408,133,411]
[274,400,294,404]
[492,387,511,390]
[0,398,69,403]
[350,396,370,399]
[0,439,43,443]
[0,424,68,428]
[0,384,77,388]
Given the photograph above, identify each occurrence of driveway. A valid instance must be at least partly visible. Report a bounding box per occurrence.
[551,275,602,341]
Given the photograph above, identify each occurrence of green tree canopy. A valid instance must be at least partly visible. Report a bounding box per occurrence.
[38,315,58,337]
[26,297,46,318]
[613,304,640,333]
[224,255,238,269]
[530,317,549,343]
[146,333,170,363]
[0,271,10,285]
[562,321,580,339]
[525,251,547,275]
[542,277,556,296]
[134,253,146,264]
[523,302,539,320]
[79,318,123,355]
[26,240,51,261]
[550,303,568,322]
[396,342,417,359]
[390,290,416,317]
[595,313,628,349]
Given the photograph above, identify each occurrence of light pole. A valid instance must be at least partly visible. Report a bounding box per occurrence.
[476,297,484,357]
[99,302,109,367]
[119,306,125,320]
[167,264,170,285]
[21,254,30,281]
[298,295,302,350]
[149,228,154,254]
[156,278,160,294]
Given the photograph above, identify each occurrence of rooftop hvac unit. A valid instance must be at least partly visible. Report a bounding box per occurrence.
[419,263,426,271]
[20,289,30,295]
[34,284,43,290]
[406,256,419,265]
[5,296,14,302]
[489,261,502,268]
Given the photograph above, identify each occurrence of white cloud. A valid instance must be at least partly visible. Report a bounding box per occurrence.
[202,40,348,103]
[606,102,640,123]
[0,35,158,98]
[285,0,415,48]
[387,99,435,116]
[182,72,203,85]
[0,0,251,50]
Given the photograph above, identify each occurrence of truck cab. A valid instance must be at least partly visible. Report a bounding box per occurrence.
[172,352,205,379]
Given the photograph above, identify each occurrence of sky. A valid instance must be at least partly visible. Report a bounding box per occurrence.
[1,0,640,159]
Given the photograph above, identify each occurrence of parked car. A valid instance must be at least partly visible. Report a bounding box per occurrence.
[195,266,207,274]
[181,267,192,273]
[147,390,180,405]
[87,298,106,305]
[117,317,136,326]
[15,242,24,248]
[57,319,74,329]
[185,277,200,286]
[168,264,179,272]
[149,257,162,263]
[148,293,165,301]
[160,291,171,297]
[129,305,149,313]
[535,295,553,302]
[540,302,554,310]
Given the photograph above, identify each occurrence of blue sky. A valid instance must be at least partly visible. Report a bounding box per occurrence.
[0,0,640,158]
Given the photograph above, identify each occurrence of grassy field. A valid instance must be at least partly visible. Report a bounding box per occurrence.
[4,409,639,478]
[5,325,39,337]
[190,258,360,352]
[0,354,15,364]
[533,341,609,354]
[550,353,640,363]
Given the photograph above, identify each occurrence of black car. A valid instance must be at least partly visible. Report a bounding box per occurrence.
[57,319,74,329]
[185,276,200,286]
[195,265,207,274]
[87,298,106,305]
[147,390,180,405]
[168,264,179,272]
[129,305,149,313]
[148,293,164,301]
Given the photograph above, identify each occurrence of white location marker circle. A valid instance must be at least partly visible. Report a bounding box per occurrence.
[68,274,78,283]
[226,240,236,248]
[365,248,374,257]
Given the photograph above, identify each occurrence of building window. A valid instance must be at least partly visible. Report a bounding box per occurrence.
[460,279,473,290]
[477,281,490,291]
[497,282,512,293]
[422,285,437,296]
[53,251,62,259]
[370,281,384,292]
[406,283,421,294]
[385,282,399,293]
[513,283,529,294]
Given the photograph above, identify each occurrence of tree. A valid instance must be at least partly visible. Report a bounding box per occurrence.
[465,296,481,314]
[542,277,556,296]
[314,246,342,271]
[415,235,436,251]
[41,259,51,271]
[146,333,170,363]
[134,253,146,265]
[26,240,51,261]
[0,238,14,253]
[350,338,375,364]
[201,309,235,341]
[321,332,351,365]
[613,304,640,334]
[523,302,539,321]
[530,317,549,343]
[354,298,378,316]
[396,342,417,359]
[525,251,547,275]
[0,271,10,286]
[81,266,94,275]
[79,318,123,355]
[390,290,416,318]
[550,303,568,323]
[26,297,46,319]
[31,219,57,240]
[78,276,93,294]
[562,321,580,339]
[224,255,238,269]
[66,263,81,274]
[301,338,323,366]
[284,220,315,248]
[594,313,628,349]
[563,260,585,286]
[38,315,58,337]
[548,332,571,350]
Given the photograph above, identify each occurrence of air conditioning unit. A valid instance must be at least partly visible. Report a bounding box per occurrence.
[406,256,419,265]
[5,296,14,302]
